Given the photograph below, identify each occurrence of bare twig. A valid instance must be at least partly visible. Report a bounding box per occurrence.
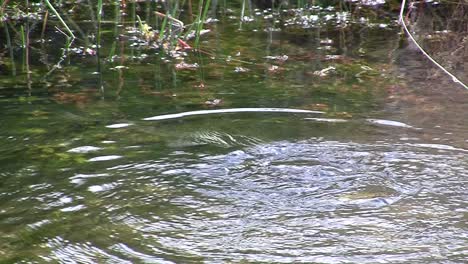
[44,0,76,39]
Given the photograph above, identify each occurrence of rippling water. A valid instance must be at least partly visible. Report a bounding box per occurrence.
[1,1,468,262]
[1,122,467,262]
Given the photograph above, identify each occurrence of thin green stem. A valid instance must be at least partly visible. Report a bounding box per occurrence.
[195,0,211,47]
[97,0,104,92]
[20,25,25,48]
[43,0,75,39]
[4,23,16,76]
[158,12,169,40]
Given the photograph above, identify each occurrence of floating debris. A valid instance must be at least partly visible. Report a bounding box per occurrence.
[320,39,334,45]
[68,46,96,56]
[234,67,249,73]
[195,82,206,89]
[264,55,289,62]
[347,0,386,6]
[314,66,336,77]
[205,18,219,23]
[110,65,129,70]
[204,99,223,107]
[241,16,255,22]
[324,55,343,61]
[185,29,210,40]
[268,65,282,73]
[175,62,199,70]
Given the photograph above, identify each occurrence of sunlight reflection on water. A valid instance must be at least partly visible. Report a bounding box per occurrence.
[34,139,467,263]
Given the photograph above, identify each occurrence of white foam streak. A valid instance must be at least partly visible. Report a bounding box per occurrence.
[143,108,323,121]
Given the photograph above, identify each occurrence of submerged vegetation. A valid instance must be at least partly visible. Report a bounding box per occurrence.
[0,0,466,145]
[0,0,466,91]
[0,0,465,167]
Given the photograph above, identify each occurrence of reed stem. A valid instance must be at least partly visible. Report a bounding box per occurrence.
[97,0,104,92]
[4,23,16,76]
[195,0,211,47]
[43,0,75,39]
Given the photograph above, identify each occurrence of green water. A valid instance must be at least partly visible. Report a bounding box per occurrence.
[0,2,467,263]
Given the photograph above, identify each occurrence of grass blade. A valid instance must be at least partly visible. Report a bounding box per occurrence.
[43,0,75,39]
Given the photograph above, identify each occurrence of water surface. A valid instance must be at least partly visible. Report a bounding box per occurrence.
[0,2,467,263]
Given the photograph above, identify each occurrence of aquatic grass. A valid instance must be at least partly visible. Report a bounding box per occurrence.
[158,10,170,41]
[43,0,75,39]
[2,0,465,88]
[136,14,154,43]
[108,41,117,60]
[96,0,103,51]
[108,1,121,60]
[3,22,16,75]
[194,0,212,47]
[131,0,136,25]
[168,1,184,49]
[240,0,246,29]
[297,0,304,8]
[155,1,187,49]
[40,10,48,41]
[38,6,74,80]
[97,0,104,92]
[57,4,88,44]
[187,0,194,23]
[43,37,74,79]
[25,0,31,91]
[20,24,25,48]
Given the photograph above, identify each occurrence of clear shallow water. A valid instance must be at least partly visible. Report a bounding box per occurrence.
[1,2,468,263]
[1,115,467,263]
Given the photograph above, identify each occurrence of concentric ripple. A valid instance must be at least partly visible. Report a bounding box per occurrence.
[14,139,464,263]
